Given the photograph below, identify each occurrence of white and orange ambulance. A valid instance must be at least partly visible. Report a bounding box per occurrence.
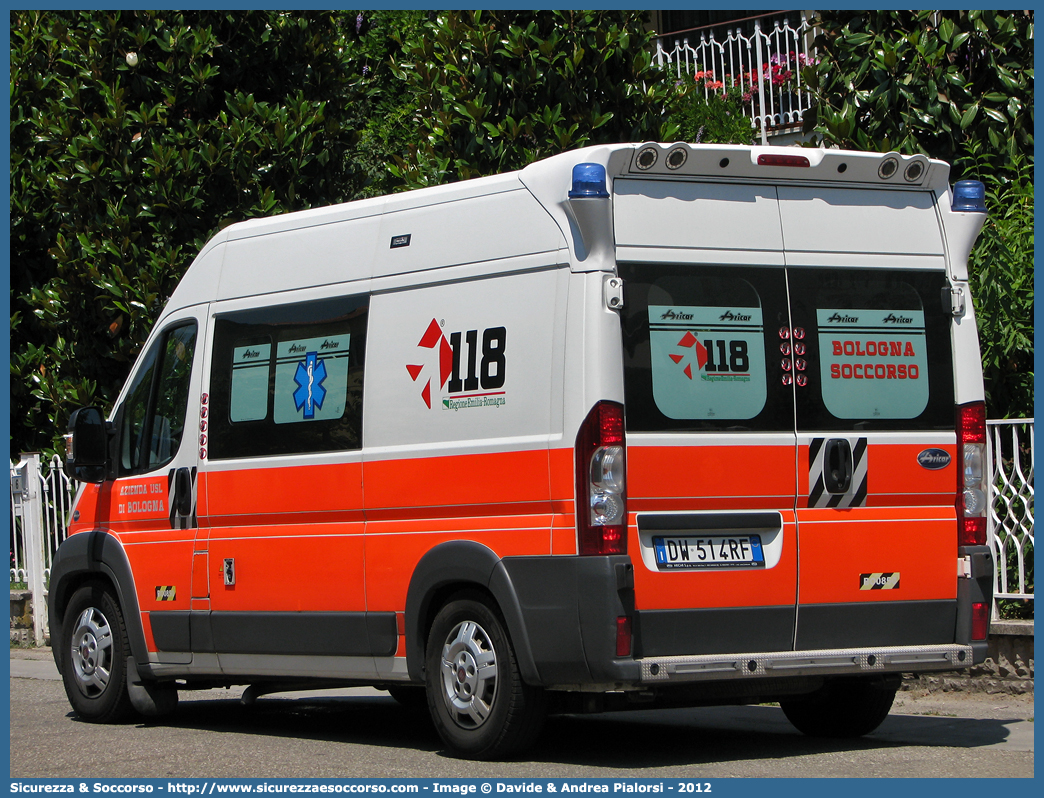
[53,142,994,759]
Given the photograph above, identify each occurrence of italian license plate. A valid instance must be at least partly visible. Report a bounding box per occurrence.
[652,534,765,569]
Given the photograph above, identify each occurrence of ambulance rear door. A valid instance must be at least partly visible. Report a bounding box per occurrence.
[779,186,960,651]
[616,180,800,658]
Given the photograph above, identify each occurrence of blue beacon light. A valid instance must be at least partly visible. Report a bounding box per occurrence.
[951,180,987,213]
[569,163,609,199]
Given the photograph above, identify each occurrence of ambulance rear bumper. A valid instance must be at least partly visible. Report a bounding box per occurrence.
[639,643,974,684]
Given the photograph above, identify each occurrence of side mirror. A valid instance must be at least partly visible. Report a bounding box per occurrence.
[65,407,111,483]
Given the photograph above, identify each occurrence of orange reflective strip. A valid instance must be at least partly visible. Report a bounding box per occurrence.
[628,444,794,505]
[208,531,366,612]
[365,523,551,611]
[123,539,195,612]
[629,496,795,512]
[870,443,957,500]
[363,449,552,512]
[796,513,956,603]
[206,462,363,519]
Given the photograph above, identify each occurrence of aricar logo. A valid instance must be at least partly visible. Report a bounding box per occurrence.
[407,319,507,409]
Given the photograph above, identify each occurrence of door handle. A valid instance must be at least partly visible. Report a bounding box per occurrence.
[175,467,193,516]
[824,439,853,494]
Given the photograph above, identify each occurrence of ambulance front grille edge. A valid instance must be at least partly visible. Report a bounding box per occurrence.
[640,644,973,682]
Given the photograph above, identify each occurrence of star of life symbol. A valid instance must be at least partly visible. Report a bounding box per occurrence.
[669,331,707,380]
[406,319,453,409]
[293,352,327,419]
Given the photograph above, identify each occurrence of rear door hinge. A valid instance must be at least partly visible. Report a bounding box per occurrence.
[958,555,972,579]
[604,275,624,311]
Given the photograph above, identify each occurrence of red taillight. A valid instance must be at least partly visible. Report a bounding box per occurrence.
[575,401,627,555]
[958,401,987,444]
[956,402,988,546]
[615,616,633,657]
[971,602,989,640]
[757,153,810,168]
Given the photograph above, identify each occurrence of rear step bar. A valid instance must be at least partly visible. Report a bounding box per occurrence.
[641,644,972,683]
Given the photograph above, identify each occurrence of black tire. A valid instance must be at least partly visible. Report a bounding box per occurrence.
[60,583,136,723]
[425,592,546,760]
[780,677,897,738]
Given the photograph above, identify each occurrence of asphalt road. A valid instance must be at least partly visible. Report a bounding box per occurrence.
[9,649,1034,779]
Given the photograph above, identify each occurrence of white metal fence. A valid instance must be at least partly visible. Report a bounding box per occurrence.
[10,453,73,645]
[9,422,1036,642]
[653,11,818,145]
[986,419,1034,620]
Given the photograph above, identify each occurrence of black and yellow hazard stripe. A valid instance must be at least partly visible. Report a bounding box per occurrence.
[859,572,900,590]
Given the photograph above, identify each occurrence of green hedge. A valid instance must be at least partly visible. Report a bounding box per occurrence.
[9,10,1034,459]
[10,11,377,456]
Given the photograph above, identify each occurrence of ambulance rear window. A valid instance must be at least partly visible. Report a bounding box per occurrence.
[620,264,794,433]
[620,264,954,434]
[789,269,954,431]
[816,295,928,419]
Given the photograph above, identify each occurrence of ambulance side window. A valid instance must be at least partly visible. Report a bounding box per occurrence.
[208,294,368,459]
[119,322,197,475]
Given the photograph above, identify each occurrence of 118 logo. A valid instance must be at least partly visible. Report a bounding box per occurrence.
[408,319,507,408]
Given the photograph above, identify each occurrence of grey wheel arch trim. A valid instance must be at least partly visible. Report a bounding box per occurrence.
[48,530,149,679]
[404,540,539,686]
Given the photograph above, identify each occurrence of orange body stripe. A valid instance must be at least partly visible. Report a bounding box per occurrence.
[70,433,961,657]
[363,449,552,512]
[796,508,957,603]
[628,444,794,507]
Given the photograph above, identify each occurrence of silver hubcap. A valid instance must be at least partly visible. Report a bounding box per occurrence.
[440,620,498,729]
[70,607,114,698]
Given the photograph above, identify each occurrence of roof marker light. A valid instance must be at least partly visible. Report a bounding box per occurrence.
[952,180,987,213]
[904,160,925,182]
[757,154,810,168]
[569,163,609,199]
[878,157,899,179]
[635,146,658,171]
[665,147,688,170]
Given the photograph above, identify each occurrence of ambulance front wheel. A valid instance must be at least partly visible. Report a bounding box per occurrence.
[780,677,898,738]
[60,583,135,723]
[424,592,547,760]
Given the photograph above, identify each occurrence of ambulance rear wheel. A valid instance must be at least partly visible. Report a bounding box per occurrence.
[425,593,546,760]
[780,677,897,738]
[61,583,135,723]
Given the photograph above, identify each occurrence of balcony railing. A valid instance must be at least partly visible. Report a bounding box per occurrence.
[653,11,817,144]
